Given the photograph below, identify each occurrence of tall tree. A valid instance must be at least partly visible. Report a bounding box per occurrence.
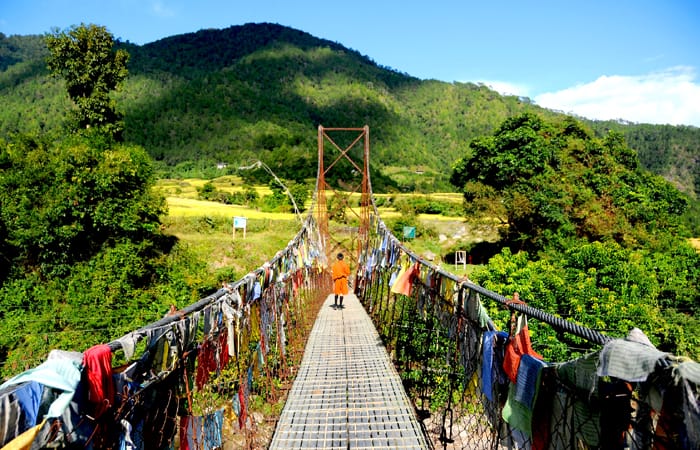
[451,113,689,250]
[45,23,129,139]
[0,26,171,372]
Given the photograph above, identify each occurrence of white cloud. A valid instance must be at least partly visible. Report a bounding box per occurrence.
[534,67,700,127]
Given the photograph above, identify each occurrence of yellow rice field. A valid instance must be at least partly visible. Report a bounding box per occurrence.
[165,197,297,221]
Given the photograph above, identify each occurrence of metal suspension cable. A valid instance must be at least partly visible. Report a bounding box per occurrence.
[238,160,304,223]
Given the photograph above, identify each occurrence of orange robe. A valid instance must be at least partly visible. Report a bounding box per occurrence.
[332,259,350,295]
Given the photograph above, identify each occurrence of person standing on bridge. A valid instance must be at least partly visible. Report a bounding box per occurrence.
[332,252,350,308]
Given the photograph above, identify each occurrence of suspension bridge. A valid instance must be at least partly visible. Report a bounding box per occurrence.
[0,126,698,449]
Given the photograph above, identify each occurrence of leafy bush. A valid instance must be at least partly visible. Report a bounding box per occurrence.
[472,242,700,361]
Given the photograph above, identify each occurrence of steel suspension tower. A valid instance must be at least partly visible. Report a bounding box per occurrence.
[315,125,371,266]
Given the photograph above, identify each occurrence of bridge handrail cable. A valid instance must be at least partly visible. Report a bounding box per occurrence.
[107,200,322,352]
[364,189,612,346]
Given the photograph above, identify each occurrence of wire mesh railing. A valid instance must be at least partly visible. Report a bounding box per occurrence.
[0,215,331,449]
[356,214,700,450]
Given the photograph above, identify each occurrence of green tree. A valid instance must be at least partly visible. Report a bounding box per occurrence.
[0,136,166,277]
[46,23,129,139]
[242,185,260,205]
[450,113,558,190]
[451,113,567,249]
[288,181,310,213]
[328,191,349,223]
[0,129,175,374]
[451,113,689,251]
[197,181,217,200]
[454,113,700,360]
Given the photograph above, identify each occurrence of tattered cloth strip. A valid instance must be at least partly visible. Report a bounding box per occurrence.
[666,359,700,448]
[114,331,144,361]
[554,351,601,446]
[195,329,229,390]
[1,418,46,450]
[597,328,667,382]
[680,375,700,448]
[179,409,224,450]
[237,385,247,430]
[464,288,491,329]
[0,382,42,447]
[83,344,115,418]
[502,354,547,437]
[0,350,82,420]
[555,351,599,393]
[388,269,399,288]
[481,331,509,402]
[390,262,419,296]
[221,296,241,357]
[503,314,542,384]
[673,359,700,384]
[502,383,532,440]
[514,354,548,410]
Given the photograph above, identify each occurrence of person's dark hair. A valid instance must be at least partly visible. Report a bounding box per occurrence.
[337,253,344,260]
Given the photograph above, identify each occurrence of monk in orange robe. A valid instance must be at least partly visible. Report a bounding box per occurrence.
[331,252,350,307]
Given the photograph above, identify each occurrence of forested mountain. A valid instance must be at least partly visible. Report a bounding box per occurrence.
[1,23,699,196]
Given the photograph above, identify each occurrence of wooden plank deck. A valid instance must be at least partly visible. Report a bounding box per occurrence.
[269,293,428,449]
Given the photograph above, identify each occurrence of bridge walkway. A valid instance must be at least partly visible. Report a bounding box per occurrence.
[269,293,427,449]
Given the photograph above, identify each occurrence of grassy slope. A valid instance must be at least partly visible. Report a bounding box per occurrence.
[157,178,492,282]
[156,178,301,280]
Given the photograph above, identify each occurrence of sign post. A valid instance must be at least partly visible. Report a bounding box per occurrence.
[455,250,466,271]
[233,216,247,239]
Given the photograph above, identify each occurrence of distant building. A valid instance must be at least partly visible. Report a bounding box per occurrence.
[217,162,228,170]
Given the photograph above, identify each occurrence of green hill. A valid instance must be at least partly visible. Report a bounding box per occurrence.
[1,23,699,196]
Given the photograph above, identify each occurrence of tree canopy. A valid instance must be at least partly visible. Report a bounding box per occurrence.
[451,113,700,359]
[0,25,178,375]
[451,113,689,251]
[46,23,129,139]
[0,135,166,278]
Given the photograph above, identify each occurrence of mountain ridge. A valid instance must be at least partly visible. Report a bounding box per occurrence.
[1,23,698,196]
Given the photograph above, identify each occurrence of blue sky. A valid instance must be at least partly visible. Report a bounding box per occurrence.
[2,0,700,126]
